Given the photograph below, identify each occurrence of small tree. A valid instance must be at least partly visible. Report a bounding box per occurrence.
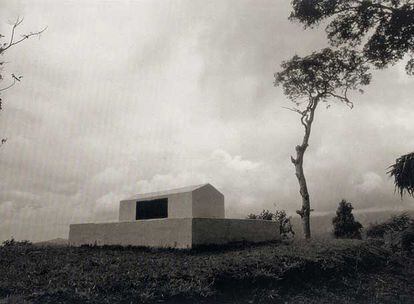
[332,199,363,239]
[274,209,295,240]
[275,48,370,239]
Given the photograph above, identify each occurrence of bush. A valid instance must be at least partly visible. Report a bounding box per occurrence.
[401,224,414,252]
[246,213,257,219]
[247,209,295,239]
[332,200,363,239]
[274,210,295,239]
[2,238,32,247]
[366,213,412,238]
[247,209,273,221]
[366,213,414,252]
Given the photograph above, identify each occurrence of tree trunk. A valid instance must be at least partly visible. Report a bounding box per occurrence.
[291,98,318,239]
[292,145,311,239]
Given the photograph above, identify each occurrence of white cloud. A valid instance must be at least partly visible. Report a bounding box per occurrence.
[356,172,383,193]
[0,0,413,241]
[93,192,120,221]
[91,167,128,186]
[210,149,262,171]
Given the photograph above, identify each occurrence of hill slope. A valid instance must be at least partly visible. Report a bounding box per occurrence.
[1,239,413,303]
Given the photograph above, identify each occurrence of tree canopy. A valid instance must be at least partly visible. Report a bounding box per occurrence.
[289,1,414,200]
[275,47,371,108]
[290,0,414,74]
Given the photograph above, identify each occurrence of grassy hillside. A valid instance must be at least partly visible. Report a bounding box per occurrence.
[1,239,413,303]
[34,238,69,247]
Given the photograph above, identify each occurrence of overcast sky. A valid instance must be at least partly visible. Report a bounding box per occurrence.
[1,0,413,241]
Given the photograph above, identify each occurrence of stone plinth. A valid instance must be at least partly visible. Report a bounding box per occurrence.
[69,218,279,249]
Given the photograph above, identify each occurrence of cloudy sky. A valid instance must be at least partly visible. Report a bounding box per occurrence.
[0,0,413,241]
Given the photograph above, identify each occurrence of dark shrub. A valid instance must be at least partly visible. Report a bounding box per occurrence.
[401,223,414,252]
[367,213,411,238]
[2,238,32,247]
[367,213,414,252]
[246,213,258,219]
[332,200,363,239]
[247,209,273,220]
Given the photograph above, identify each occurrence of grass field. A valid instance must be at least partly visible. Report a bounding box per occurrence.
[0,239,413,303]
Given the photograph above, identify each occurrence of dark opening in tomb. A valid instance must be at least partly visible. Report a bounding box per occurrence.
[136,198,168,220]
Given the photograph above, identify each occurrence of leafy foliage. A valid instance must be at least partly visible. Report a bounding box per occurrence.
[288,1,414,201]
[387,152,414,198]
[275,48,371,105]
[247,209,274,220]
[290,0,414,72]
[274,47,370,239]
[275,209,296,239]
[332,199,363,239]
[247,209,295,239]
[366,213,414,252]
[367,213,412,238]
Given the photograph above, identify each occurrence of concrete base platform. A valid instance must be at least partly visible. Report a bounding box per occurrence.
[69,218,280,249]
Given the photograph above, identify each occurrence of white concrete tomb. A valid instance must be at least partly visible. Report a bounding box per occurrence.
[69,184,279,248]
[119,184,225,221]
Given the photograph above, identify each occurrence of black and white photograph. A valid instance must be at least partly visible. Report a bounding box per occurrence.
[1,0,414,303]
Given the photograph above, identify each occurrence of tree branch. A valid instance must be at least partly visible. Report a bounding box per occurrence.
[326,92,354,108]
[0,17,47,54]
[282,106,309,129]
[282,106,304,115]
[353,0,396,13]
[9,17,24,48]
[0,78,17,92]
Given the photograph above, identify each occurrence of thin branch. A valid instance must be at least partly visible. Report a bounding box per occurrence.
[3,27,48,53]
[326,92,354,108]
[282,106,304,115]
[0,78,17,92]
[9,17,24,49]
[282,105,308,129]
[1,17,47,54]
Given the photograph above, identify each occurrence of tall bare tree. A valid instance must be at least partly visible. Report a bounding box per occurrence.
[275,48,371,239]
[0,17,46,147]
[288,0,414,198]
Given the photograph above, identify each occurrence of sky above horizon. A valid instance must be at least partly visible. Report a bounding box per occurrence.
[1,0,413,241]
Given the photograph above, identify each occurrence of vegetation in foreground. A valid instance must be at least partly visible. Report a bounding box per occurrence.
[332,200,363,239]
[0,237,413,304]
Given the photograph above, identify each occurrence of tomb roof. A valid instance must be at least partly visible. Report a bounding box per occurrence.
[124,183,210,201]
